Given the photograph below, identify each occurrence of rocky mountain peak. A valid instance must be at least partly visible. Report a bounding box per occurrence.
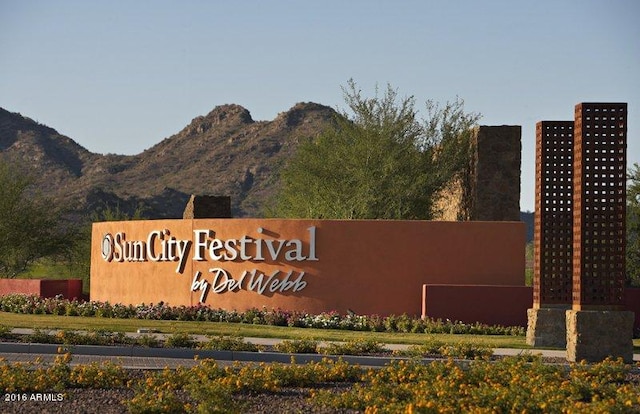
[275,102,336,128]
[185,104,254,136]
[188,104,254,134]
[205,104,254,125]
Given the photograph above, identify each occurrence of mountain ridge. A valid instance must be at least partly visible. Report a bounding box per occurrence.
[0,102,337,218]
[0,104,536,242]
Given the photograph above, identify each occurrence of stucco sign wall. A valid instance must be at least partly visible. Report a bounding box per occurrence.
[91,219,525,316]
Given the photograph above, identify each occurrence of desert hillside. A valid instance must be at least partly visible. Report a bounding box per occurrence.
[0,103,336,219]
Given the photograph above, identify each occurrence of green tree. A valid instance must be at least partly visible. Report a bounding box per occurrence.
[0,161,74,278]
[627,163,640,286]
[270,80,480,219]
[64,203,146,293]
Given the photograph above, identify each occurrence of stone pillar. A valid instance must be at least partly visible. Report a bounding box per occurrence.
[183,195,232,219]
[433,125,522,221]
[527,307,570,347]
[472,126,522,221]
[566,310,634,363]
[527,121,574,348]
[568,102,632,362]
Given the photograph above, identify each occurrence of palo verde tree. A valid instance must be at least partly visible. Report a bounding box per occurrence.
[627,163,640,286]
[0,160,73,278]
[270,80,480,219]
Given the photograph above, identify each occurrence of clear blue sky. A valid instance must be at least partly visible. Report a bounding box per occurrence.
[1,0,638,212]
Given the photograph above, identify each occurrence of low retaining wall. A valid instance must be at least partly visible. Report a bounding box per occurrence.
[0,279,83,300]
[423,285,640,332]
[422,285,532,327]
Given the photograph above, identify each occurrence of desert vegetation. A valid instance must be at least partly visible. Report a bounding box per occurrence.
[1,352,639,413]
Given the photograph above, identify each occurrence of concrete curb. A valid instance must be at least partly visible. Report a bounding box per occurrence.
[3,329,638,363]
[0,342,438,367]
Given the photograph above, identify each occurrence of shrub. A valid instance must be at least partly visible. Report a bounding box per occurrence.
[241,307,266,324]
[319,339,387,355]
[56,330,93,345]
[394,338,447,358]
[0,293,528,336]
[135,333,161,348]
[2,350,638,413]
[438,342,493,360]
[86,330,132,346]
[70,361,125,388]
[262,308,291,326]
[311,356,640,413]
[273,338,319,354]
[394,338,493,360]
[0,324,17,340]
[198,335,260,352]
[125,368,189,414]
[186,378,236,413]
[164,332,196,348]
[21,328,59,344]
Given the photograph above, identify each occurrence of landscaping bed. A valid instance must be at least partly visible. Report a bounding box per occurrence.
[0,294,525,336]
[2,353,640,413]
[1,294,639,412]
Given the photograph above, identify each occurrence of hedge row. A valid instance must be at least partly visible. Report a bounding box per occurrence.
[0,293,524,336]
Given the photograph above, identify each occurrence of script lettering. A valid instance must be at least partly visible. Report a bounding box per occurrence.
[191,271,210,303]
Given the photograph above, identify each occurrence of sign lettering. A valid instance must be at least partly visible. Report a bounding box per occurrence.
[101,226,317,302]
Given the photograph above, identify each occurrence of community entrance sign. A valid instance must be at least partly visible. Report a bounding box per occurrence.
[100,226,317,302]
[91,219,525,316]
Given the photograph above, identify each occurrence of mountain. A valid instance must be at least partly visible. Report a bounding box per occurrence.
[0,103,336,219]
[0,105,537,231]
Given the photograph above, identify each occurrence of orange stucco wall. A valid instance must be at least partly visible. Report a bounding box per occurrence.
[91,219,525,316]
[422,284,533,327]
[0,279,83,300]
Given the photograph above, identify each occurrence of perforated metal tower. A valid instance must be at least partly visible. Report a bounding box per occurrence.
[572,103,627,310]
[533,121,574,308]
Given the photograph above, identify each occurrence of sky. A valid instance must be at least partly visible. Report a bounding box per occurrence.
[1,0,639,212]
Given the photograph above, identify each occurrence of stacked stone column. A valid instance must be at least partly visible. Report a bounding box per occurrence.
[182,195,232,218]
[528,102,633,362]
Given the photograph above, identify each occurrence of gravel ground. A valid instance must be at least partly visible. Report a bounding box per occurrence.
[1,385,359,414]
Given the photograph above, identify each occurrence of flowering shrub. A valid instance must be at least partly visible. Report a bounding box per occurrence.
[125,357,362,413]
[0,294,525,336]
[125,367,191,413]
[126,356,640,412]
[0,353,73,392]
[69,361,125,388]
[1,350,639,412]
[312,356,640,413]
